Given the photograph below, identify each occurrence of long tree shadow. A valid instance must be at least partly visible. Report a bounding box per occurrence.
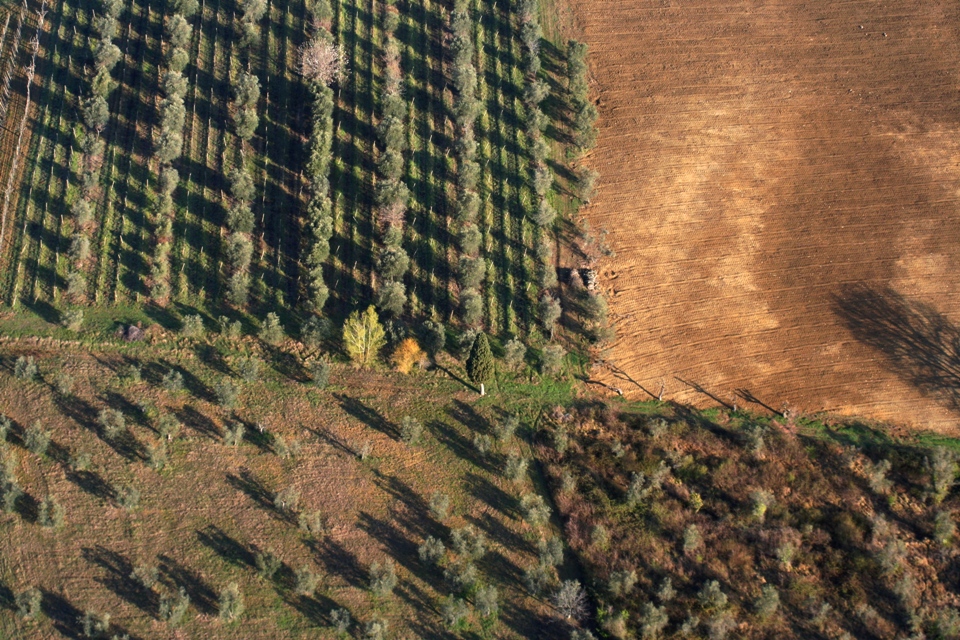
[82,545,157,617]
[66,469,116,503]
[335,394,399,440]
[429,420,496,473]
[197,524,257,570]
[225,468,292,523]
[176,405,222,441]
[308,537,367,589]
[833,283,960,415]
[158,554,218,615]
[41,589,86,639]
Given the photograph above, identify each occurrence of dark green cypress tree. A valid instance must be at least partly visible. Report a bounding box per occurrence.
[466,334,494,396]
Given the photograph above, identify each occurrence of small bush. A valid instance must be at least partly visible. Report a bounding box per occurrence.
[441,596,469,630]
[274,486,300,515]
[451,525,487,560]
[444,560,478,593]
[295,565,319,596]
[683,524,702,556]
[53,372,75,395]
[223,422,245,447]
[750,489,774,522]
[116,484,140,511]
[503,338,527,370]
[14,356,38,380]
[755,585,779,621]
[298,509,328,537]
[236,357,260,383]
[119,362,142,383]
[60,308,84,331]
[475,584,499,618]
[309,358,331,389]
[159,587,189,627]
[25,421,51,456]
[538,536,564,567]
[157,414,181,440]
[80,610,111,637]
[38,495,65,528]
[864,458,893,494]
[929,447,957,504]
[639,602,668,639]
[591,523,610,550]
[418,536,446,565]
[259,312,285,345]
[472,433,493,455]
[504,452,528,483]
[657,577,676,603]
[400,416,423,445]
[523,561,554,595]
[935,510,956,545]
[161,369,183,392]
[541,344,565,376]
[218,582,244,622]
[430,491,451,521]
[697,580,728,612]
[15,587,42,619]
[607,569,637,598]
[369,559,397,596]
[330,607,352,634]
[180,314,205,338]
[131,564,159,589]
[496,414,519,442]
[98,409,126,439]
[255,549,282,580]
[214,378,240,410]
[70,451,92,472]
[521,493,551,528]
[363,618,389,640]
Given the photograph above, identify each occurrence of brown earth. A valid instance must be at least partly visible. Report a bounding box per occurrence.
[569,0,960,432]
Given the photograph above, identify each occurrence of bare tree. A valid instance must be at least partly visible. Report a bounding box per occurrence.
[300,39,346,85]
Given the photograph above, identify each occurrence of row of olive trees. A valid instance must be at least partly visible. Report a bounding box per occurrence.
[450,0,484,328]
[373,0,410,317]
[64,0,125,300]
[224,0,267,306]
[299,0,340,314]
[517,0,563,342]
[149,0,197,301]
[567,40,597,155]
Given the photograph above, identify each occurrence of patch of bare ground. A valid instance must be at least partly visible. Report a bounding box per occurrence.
[567,0,960,432]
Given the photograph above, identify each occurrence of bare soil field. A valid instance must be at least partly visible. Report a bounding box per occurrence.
[568,0,960,432]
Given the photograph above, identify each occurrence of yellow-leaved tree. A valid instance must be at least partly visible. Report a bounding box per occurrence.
[390,337,424,374]
[342,306,386,368]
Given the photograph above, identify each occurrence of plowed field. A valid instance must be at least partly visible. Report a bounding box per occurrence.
[571,0,960,432]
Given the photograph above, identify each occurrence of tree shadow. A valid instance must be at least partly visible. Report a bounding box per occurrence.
[308,537,367,589]
[82,545,157,617]
[40,589,86,639]
[833,283,960,415]
[159,358,215,403]
[225,468,291,524]
[196,524,257,570]
[464,471,519,520]
[66,469,115,503]
[158,554,218,615]
[429,420,496,473]
[176,405,222,441]
[334,394,399,440]
[448,399,492,434]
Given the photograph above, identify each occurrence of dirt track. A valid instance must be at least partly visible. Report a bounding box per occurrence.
[571,0,960,432]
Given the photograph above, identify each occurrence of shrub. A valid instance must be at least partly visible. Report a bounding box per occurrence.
[1,480,23,513]
[683,524,703,556]
[755,585,779,621]
[929,447,957,504]
[935,510,956,545]
[523,562,554,595]
[430,491,451,521]
[451,525,487,560]
[639,602,669,639]
[329,607,352,634]
[274,486,300,515]
[400,416,423,445]
[298,510,328,537]
[538,536,563,567]
[255,549,281,580]
[214,378,240,410]
[475,585,498,619]
[554,580,587,620]
[369,559,397,596]
[496,414,519,442]
[421,320,445,357]
[24,421,51,456]
[259,312,285,345]
[295,565,319,596]
[750,489,774,522]
[472,433,493,455]
[390,338,424,374]
[706,612,737,640]
[541,344,566,376]
[180,314,204,338]
[38,495,65,528]
[309,358,331,389]
[119,362,142,383]
[60,308,84,331]
[218,582,244,622]
[698,580,728,612]
[363,618,389,640]
[504,452,528,483]
[657,577,676,603]
[130,564,159,589]
[117,484,140,511]
[343,306,386,368]
[223,422,245,447]
[301,316,333,348]
[591,523,610,550]
[864,458,893,494]
[441,596,469,630]
[418,536,445,565]
[16,587,42,619]
[520,493,551,528]
[236,357,260,383]
[607,569,637,598]
[157,414,181,440]
[159,587,189,627]
[161,369,183,392]
[443,560,478,593]
[14,356,38,380]
[538,294,562,337]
